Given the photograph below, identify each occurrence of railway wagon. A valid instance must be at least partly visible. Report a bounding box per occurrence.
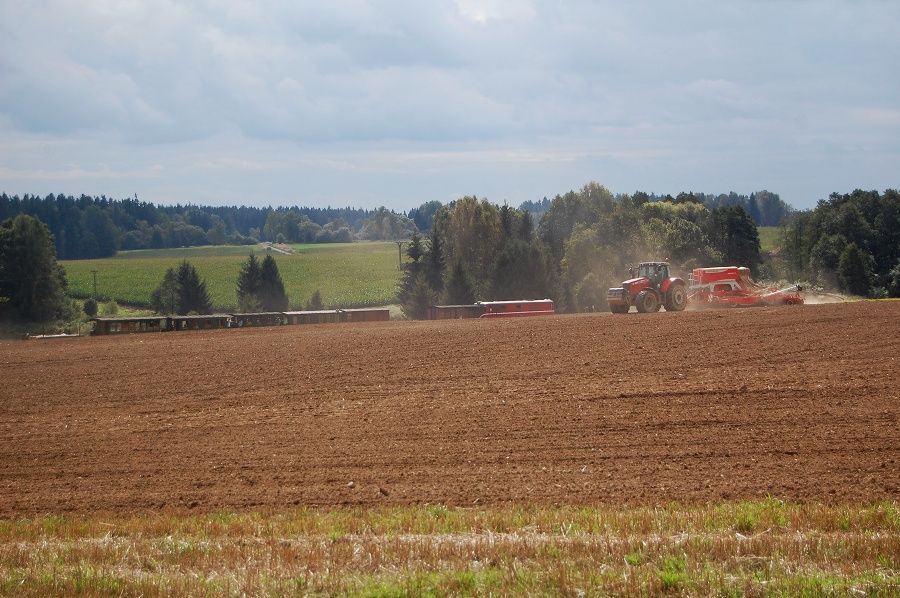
[169,314,232,331]
[478,299,555,318]
[91,316,170,335]
[429,304,486,320]
[283,310,342,325]
[230,312,287,327]
[340,308,390,322]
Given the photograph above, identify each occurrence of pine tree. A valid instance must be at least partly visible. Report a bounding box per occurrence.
[398,233,425,308]
[150,267,180,314]
[424,228,445,293]
[259,254,288,311]
[236,254,262,312]
[444,260,476,305]
[500,202,513,239]
[519,211,534,243]
[176,260,212,314]
[401,273,437,319]
[306,289,324,310]
[406,232,424,263]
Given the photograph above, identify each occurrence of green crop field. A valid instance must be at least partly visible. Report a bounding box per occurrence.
[758,226,784,253]
[62,243,403,311]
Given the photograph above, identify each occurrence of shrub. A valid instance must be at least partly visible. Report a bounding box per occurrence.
[101,300,119,316]
[306,289,324,311]
[83,297,98,318]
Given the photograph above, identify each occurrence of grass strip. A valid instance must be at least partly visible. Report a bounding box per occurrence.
[1,500,897,596]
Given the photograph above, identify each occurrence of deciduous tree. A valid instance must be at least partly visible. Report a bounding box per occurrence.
[837,243,873,296]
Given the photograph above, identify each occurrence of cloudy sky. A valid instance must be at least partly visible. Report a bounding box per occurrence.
[1,0,898,210]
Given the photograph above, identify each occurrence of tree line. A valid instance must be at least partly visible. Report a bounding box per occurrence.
[410,190,790,233]
[636,190,792,227]
[0,194,417,260]
[1,188,790,262]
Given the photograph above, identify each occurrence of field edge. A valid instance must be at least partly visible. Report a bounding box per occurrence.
[1,500,897,596]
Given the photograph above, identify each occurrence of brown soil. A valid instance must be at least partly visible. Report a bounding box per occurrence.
[1,302,898,515]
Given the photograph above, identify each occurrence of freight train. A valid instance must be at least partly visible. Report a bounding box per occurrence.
[90,308,389,335]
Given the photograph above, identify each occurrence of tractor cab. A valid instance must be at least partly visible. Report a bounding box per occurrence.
[631,262,669,288]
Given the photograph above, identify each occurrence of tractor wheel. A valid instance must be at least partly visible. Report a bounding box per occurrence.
[665,284,688,311]
[635,290,660,313]
[610,304,629,314]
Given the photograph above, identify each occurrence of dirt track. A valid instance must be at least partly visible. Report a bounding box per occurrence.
[1,302,898,515]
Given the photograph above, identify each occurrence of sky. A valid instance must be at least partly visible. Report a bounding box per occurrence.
[1,1,898,211]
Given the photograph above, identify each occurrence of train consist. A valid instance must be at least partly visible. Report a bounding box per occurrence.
[91,300,556,335]
[91,308,389,335]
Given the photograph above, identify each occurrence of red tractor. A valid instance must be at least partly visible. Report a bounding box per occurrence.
[606,261,688,314]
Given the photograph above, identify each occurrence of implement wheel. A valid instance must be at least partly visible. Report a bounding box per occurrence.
[635,290,660,313]
[665,284,688,312]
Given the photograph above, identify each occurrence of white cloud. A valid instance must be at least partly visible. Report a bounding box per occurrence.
[0,0,899,209]
[455,0,536,23]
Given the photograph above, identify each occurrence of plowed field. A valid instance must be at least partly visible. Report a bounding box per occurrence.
[1,302,898,515]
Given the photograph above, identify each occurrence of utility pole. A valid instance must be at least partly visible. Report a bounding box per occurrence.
[396,241,405,271]
[90,270,98,298]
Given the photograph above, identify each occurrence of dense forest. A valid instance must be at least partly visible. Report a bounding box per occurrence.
[780,189,900,297]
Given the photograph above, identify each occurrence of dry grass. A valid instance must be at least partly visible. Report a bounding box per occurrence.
[1,501,898,596]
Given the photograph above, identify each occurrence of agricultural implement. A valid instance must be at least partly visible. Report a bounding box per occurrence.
[688,267,803,308]
[429,300,556,319]
[607,262,803,313]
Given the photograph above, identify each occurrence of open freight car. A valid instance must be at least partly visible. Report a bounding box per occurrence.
[478,299,555,318]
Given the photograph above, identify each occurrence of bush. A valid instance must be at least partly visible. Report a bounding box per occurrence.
[101,300,119,316]
[306,289,324,311]
[83,297,98,318]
